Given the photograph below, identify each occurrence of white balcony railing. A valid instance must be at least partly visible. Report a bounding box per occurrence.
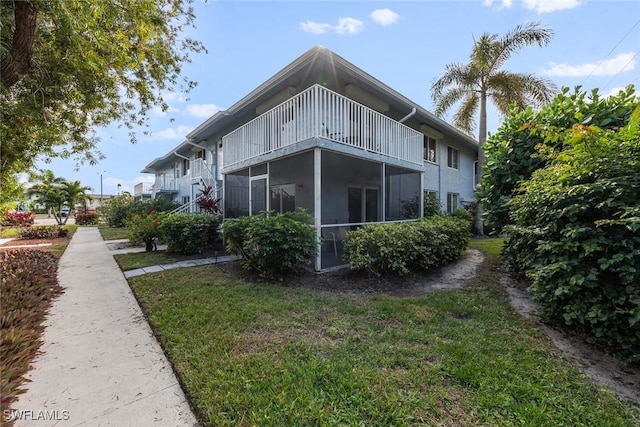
[134,182,153,196]
[191,158,214,183]
[222,84,423,168]
[153,175,179,193]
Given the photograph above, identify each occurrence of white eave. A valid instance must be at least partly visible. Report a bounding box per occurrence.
[143,45,477,174]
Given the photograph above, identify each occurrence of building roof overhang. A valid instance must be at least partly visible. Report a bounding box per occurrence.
[142,45,477,174]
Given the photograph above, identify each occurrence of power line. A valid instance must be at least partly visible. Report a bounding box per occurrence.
[580,17,640,86]
[601,50,640,92]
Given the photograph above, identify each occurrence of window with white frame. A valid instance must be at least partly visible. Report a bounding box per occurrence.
[182,158,190,176]
[447,146,459,169]
[423,135,437,163]
[447,193,459,213]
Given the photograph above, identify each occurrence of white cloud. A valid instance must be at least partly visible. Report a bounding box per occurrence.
[543,52,636,77]
[160,90,187,103]
[523,0,582,14]
[149,125,194,141]
[299,17,364,35]
[603,87,627,98]
[102,176,153,195]
[184,104,223,118]
[335,17,364,35]
[482,0,513,10]
[151,105,180,117]
[370,9,399,27]
[483,0,581,13]
[300,21,332,35]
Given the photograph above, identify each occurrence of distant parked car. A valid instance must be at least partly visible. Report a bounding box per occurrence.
[59,207,71,217]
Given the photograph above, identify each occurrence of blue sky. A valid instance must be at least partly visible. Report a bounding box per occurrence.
[35,0,640,197]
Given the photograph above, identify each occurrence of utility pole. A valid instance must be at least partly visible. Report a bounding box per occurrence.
[98,171,105,206]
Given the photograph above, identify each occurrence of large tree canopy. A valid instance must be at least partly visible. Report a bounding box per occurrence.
[431,22,557,234]
[0,0,204,201]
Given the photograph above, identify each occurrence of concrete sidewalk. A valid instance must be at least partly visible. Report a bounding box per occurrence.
[14,227,199,427]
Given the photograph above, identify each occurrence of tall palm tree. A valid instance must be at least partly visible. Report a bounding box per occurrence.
[27,169,66,220]
[62,180,93,217]
[431,22,558,234]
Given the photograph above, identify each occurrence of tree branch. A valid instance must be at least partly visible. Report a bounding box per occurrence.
[1,1,39,88]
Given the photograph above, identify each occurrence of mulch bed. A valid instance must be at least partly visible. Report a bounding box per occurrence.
[0,237,71,250]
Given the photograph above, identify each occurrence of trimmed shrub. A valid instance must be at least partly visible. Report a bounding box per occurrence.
[19,226,67,240]
[423,192,442,218]
[127,198,179,218]
[101,196,180,228]
[1,250,62,417]
[75,213,98,226]
[222,209,317,278]
[343,215,471,277]
[503,106,640,361]
[160,213,222,255]
[125,210,165,251]
[1,211,34,227]
[98,194,134,227]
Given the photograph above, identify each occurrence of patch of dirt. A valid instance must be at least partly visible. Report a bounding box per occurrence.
[221,249,485,296]
[502,276,640,409]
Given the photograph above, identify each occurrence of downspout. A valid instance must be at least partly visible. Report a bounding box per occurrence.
[398,107,416,124]
[186,140,206,151]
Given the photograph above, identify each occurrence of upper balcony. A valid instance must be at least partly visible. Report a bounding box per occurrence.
[222,84,423,170]
[153,175,179,194]
[134,182,153,196]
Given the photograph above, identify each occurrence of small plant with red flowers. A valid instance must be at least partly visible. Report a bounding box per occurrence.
[125,210,164,252]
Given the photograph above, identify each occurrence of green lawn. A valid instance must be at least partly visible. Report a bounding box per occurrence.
[469,236,504,258]
[0,226,21,238]
[128,238,639,426]
[98,226,128,241]
[114,251,216,271]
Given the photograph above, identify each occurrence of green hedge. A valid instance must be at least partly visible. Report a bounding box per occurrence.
[101,196,178,227]
[343,215,471,276]
[222,209,317,278]
[75,213,98,226]
[503,106,640,361]
[159,213,222,255]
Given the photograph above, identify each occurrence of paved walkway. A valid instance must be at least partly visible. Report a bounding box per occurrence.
[14,227,200,427]
[123,255,240,278]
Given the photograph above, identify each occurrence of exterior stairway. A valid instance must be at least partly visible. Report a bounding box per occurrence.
[168,183,222,215]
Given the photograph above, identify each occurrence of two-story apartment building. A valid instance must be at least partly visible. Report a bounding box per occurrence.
[139,46,478,270]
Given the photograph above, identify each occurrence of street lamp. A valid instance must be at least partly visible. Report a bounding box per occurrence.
[97,171,106,206]
[117,183,122,195]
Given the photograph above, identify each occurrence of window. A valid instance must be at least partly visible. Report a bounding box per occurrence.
[447,147,459,169]
[447,193,459,213]
[182,196,190,205]
[182,158,190,176]
[424,135,437,163]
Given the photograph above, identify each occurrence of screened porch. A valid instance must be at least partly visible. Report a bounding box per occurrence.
[224,149,422,271]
